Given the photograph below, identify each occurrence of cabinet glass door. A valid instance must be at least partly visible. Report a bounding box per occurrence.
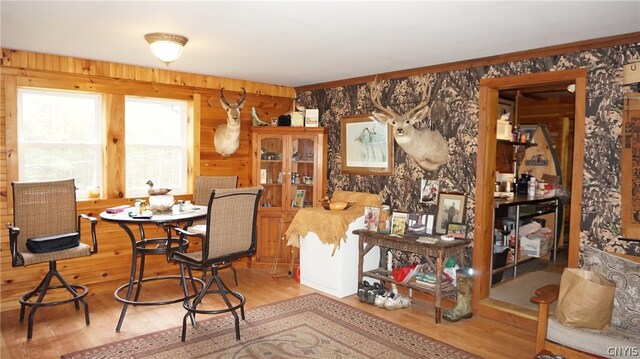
[289,136,316,209]
[258,135,284,208]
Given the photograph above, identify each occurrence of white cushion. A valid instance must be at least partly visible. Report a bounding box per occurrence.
[548,317,640,358]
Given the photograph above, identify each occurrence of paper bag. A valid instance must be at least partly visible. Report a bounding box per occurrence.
[554,268,615,330]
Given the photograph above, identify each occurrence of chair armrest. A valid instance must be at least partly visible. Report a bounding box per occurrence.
[530,284,559,353]
[174,227,202,237]
[78,214,98,254]
[5,223,21,267]
[531,284,559,305]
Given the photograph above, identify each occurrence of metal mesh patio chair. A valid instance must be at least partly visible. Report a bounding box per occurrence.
[171,186,262,342]
[6,179,98,339]
[188,176,239,284]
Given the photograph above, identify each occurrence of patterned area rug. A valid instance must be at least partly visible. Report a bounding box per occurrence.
[62,293,478,358]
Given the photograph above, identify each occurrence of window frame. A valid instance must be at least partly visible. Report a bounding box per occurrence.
[5,76,198,207]
[124,95,189,198]
[17,87,104,200]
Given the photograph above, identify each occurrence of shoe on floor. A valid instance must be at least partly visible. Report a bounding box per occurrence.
[357,280,371,302]
[374,290,393,307]
[367,282,382,305]
[384,293,411,310]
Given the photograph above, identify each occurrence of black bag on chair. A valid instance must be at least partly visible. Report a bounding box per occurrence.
[26,232,80,253]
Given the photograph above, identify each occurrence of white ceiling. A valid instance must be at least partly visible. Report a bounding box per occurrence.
[1,1,639,88]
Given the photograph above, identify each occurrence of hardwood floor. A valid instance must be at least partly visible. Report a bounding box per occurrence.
[1,267,536,359]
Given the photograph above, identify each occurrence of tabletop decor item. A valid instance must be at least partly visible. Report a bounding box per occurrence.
[435,192,467,235]
[364,206,380,231]
[391,211,408,235]
[447,222,470,240]
[146,180,172,195]
[148,194,175,213]
[320,198,355,211]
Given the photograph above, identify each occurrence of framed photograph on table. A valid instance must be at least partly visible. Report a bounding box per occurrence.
[446,222,469,240]
[340,114,394,176]
[390,212,409,236]
[407,213,427,235]
[363,206,380,231]
[435,192,467,235]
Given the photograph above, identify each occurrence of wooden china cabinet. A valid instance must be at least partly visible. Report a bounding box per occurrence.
[250,126,327,264]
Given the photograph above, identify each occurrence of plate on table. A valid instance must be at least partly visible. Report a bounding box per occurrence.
[440,235,455,242]
[129,211,153,219]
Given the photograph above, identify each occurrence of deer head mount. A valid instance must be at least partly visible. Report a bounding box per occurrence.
[210,87,246,156]
[369,80,449,172]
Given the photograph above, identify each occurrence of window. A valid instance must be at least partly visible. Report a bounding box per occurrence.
[17,88,102,199]
[125,96,188,197]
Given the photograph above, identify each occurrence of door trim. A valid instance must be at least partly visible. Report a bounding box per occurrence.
[472,68,587,310]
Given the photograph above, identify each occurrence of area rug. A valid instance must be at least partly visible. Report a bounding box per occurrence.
[491,270,561,311]
[62,293,478,358]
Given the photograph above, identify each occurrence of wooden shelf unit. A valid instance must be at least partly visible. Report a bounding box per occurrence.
[250,127,327,264]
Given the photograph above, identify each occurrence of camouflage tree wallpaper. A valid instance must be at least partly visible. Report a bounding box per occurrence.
[297,41,640,258]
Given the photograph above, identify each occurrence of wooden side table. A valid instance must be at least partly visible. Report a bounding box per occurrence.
[353,229,470,323]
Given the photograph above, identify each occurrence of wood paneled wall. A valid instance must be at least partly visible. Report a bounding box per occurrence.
[0,49,295,311]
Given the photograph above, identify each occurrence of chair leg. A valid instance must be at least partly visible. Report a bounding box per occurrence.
[178,263,197,326]
[229,263,238,287]
[53,269,90,325]
[19,262,90,340]
[26,269,54,340]
[19,272,51,323]
[181,270,216,342]
[213,269,241,340]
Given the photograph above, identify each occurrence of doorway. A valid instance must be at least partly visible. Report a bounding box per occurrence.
[489,85,575,309]
[472,69,587,324]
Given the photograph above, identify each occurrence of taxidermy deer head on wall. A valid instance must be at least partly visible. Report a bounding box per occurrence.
[210,87,247,156]
[370,80,449,172]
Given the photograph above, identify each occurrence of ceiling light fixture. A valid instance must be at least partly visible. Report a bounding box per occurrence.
[566,84,576,93]
[144,32,188,65]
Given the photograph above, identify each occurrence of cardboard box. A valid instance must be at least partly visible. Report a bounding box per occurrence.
[520,228,552,258]
[291,111,304,127]
[304,109,319,127]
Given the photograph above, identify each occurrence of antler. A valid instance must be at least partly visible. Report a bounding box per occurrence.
[238,87,247,105]
[405,83,432,120]
[220,87,230,107]
[370,79,397,118]
[220,87,247,107]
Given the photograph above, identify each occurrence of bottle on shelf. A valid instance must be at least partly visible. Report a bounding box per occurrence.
[528,176,537,198]
[511,125,520,143]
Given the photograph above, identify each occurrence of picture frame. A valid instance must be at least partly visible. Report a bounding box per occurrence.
[293,189,306,208]
[446,222,469,240]
[363,206,381,231]
[407,213,427,235]
[435,192,467,235]
[425,214,435,236]
[420,179,439,204]
[340,114,394,176]
[390,211,409,236]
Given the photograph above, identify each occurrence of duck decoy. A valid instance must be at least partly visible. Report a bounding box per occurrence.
[146,180,172,196]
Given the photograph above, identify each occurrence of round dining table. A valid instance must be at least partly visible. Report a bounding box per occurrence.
[100,205,207,332]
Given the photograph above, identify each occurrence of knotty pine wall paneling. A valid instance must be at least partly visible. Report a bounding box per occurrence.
[0,49,295,312]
